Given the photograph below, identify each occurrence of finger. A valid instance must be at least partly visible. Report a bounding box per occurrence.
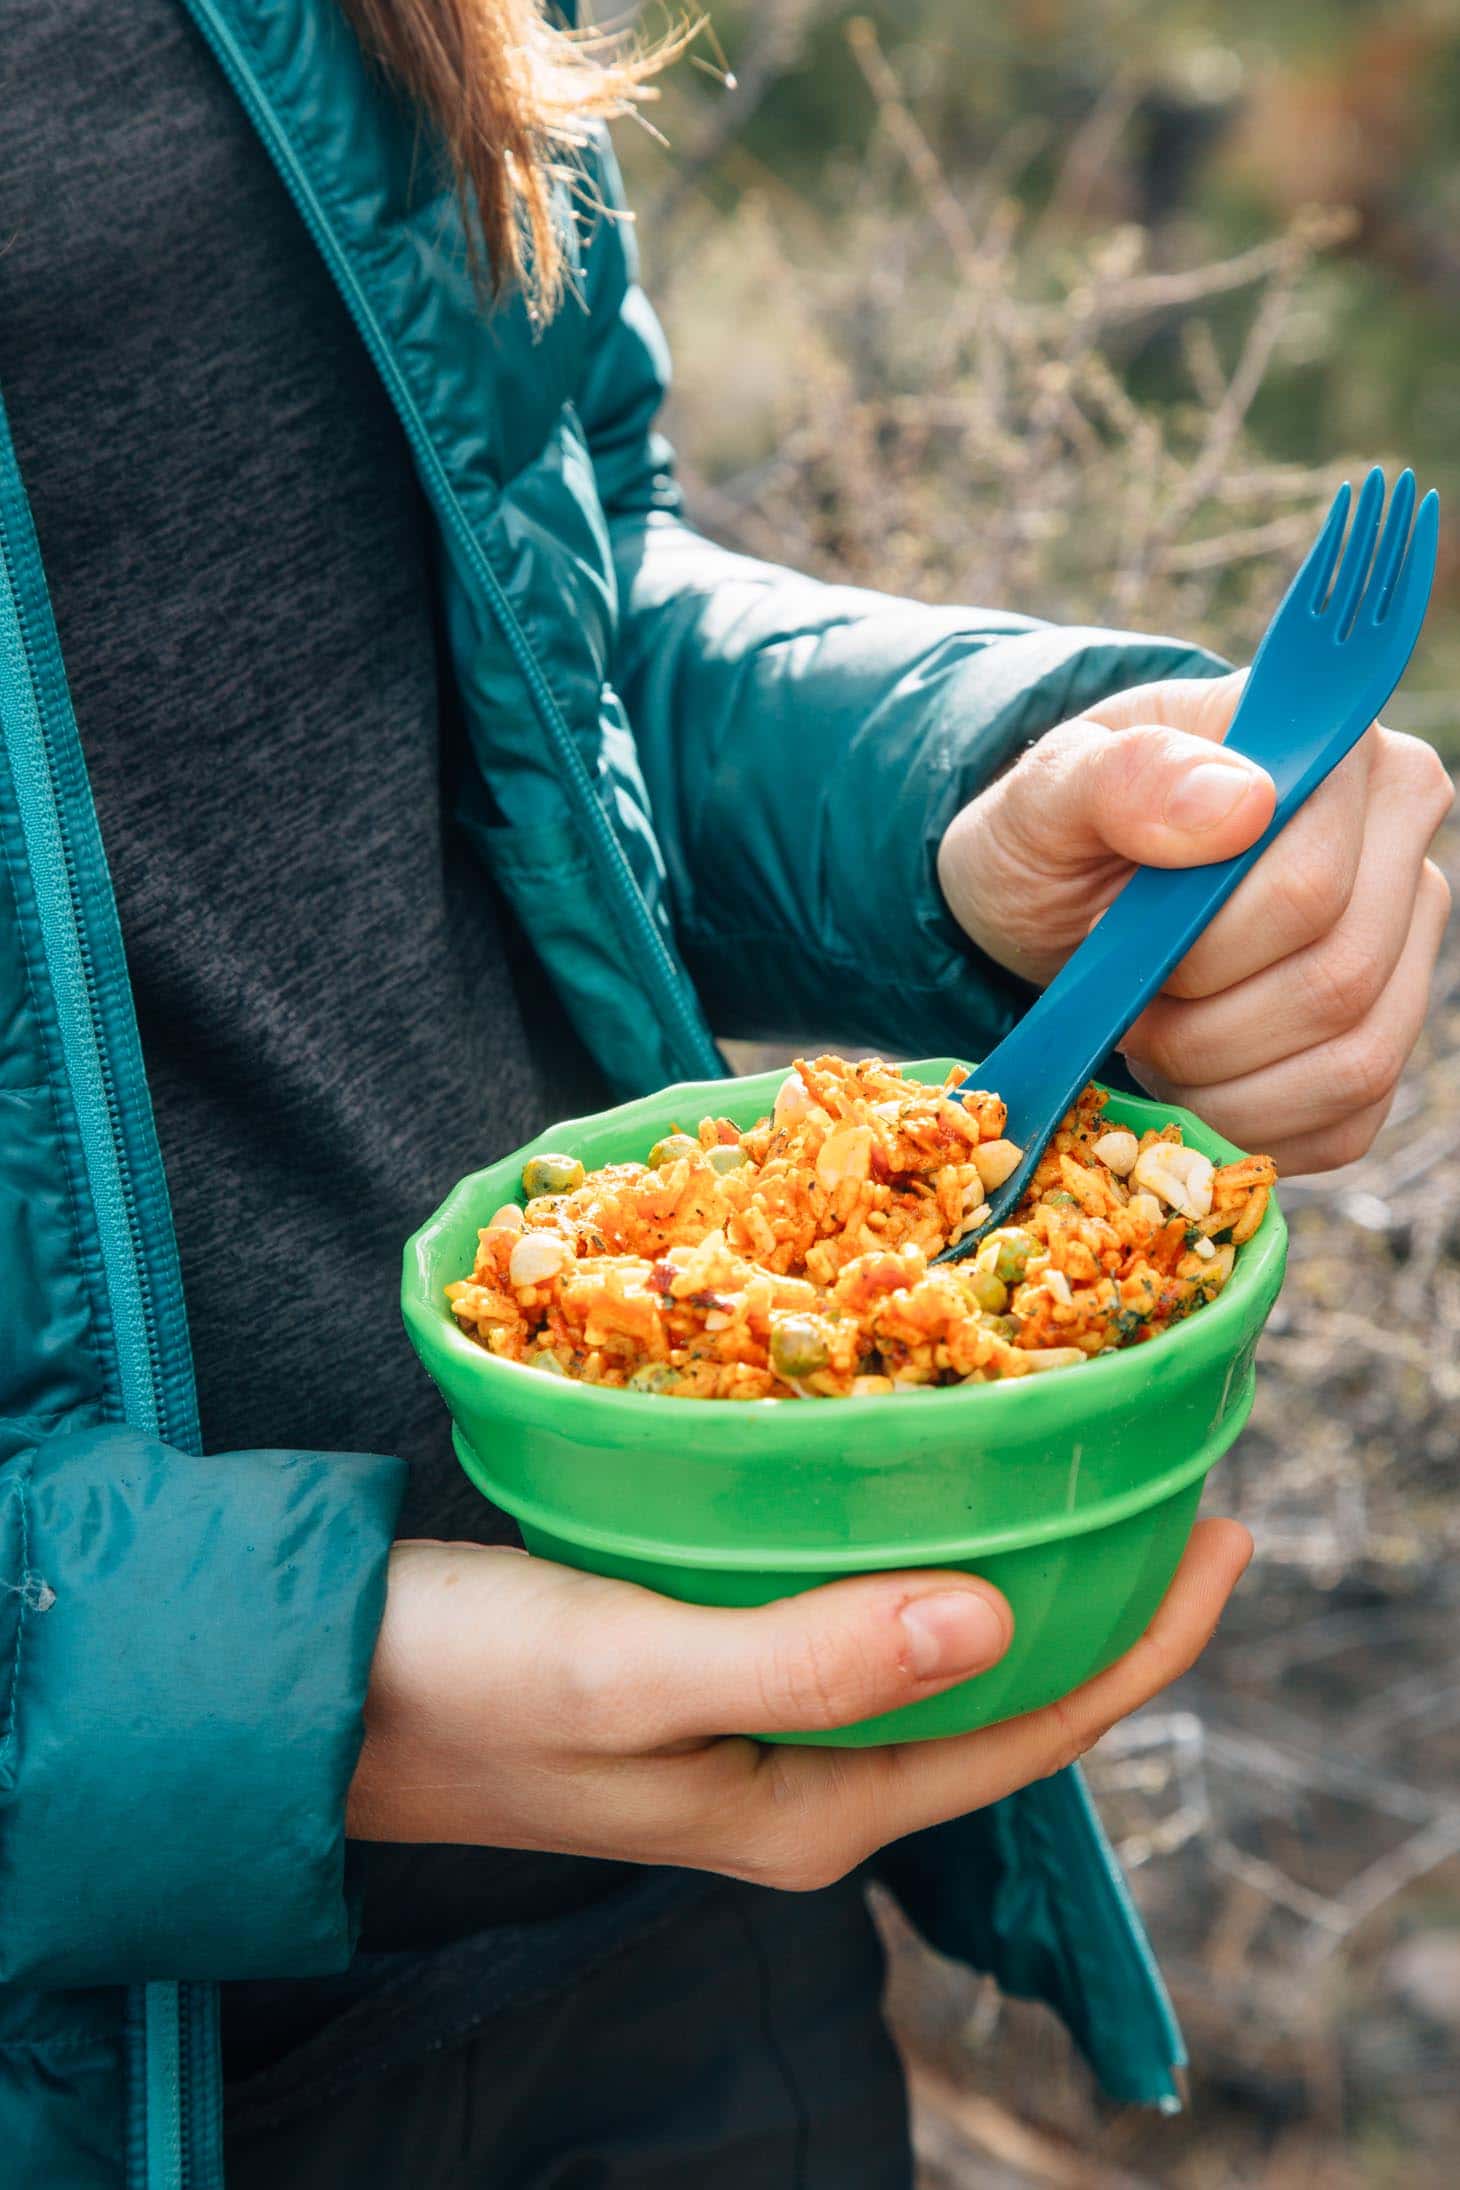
[858,1518,1253,1839]
[997,718,1274,875]
[1262,1091,1396,1179]
[938,683,1272,983]
[1081,670,1248,742]
[1130,865,1449,1157]
[1156,734,1373,1001]
[727,1519,1252,1888]
[580,1568,1016,1748]
[1123,783,1440,1089]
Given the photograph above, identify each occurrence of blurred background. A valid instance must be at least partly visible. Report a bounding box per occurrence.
[615,4,1460,2183]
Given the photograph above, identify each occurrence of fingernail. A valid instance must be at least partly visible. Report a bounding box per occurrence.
[900,1591,1008,1680]
[1164,759,1262,832]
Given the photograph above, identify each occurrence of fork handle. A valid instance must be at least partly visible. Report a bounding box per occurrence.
[964,658,1407,1138]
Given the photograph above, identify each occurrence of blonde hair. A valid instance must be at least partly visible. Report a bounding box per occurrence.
[337,1,687,318]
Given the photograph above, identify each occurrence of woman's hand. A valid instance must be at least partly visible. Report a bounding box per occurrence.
[347,1522,1250,1886]
[937,672,1453,1174]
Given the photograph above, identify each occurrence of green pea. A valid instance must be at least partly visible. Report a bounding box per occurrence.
[707,1143,748,1174]
[969,1270,1009,1315]
[648,1133,702,1170]
[770,1316,831,1380]
[990,1232,1035,1285]
[628,1363,679,1394]
[521,1152,585,1198]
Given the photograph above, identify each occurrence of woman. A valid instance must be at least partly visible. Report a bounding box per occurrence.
[0,3,1448,2185]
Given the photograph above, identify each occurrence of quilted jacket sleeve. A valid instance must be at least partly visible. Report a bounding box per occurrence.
[0,1424,406,1988]
[577,138,1228,1060]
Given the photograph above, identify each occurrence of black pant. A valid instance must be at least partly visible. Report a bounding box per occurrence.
[223,1878,912,2189]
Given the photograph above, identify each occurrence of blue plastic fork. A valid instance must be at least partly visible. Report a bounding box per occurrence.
[935,465,1440,1262]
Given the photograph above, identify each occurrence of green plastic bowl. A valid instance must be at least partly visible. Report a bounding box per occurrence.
[403,1060,1286,1746]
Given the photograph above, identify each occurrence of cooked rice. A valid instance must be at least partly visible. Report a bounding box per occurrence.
[445,1057,1276,1401]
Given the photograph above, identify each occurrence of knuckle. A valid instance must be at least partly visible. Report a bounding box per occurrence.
[1330,1022,1406,1112]
[1104,724,1186,816]
[1395,734,1455,824]
[1127,1018,1181,1084]
[746,1827,855,1896]
[781,1848,853,1894]
[1010,722,1089,809]
[1121,1628,1193,1707]
[1008,724,1096,828]
[1160,948,1223,1003]
[1295,930,1386,1039]
[1135,1001,1211,1083]
[758,1626,877,1733]
[1423,860,1453,924]
[741,1755,873,1891]
[1097,725,1152,798]
[1274,840,1350,943]
[1039,718,1101,768]
[1043,1693,1104,1776]
[1315,1107,1386,1170]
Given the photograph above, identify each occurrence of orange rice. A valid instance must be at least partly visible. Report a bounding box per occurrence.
[445,1056,1276,1400]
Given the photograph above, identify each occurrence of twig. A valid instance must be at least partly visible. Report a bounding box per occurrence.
[908,2064,1157,2189]
[1163,511,1330,573]
[1022,210,1358,332]
[1039,68,1144,234]
[649,0,833,240]
[1304,1815,1460,1963]
[845,17,982,271]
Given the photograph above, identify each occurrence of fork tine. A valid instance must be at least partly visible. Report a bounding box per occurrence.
[1361,467,1415,625]
[1300,479,1352,613]
[1377,486,1439,637]
[1328,464,1386,635]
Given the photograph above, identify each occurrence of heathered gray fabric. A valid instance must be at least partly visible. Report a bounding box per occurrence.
[0,0,655,2019]
[0,0,605,1531]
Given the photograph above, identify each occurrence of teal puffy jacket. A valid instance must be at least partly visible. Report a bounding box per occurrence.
[0,3,1228,2181]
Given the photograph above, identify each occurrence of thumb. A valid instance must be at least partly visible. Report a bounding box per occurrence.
[636,1570,1014,1741]
[1004,719,1275,871]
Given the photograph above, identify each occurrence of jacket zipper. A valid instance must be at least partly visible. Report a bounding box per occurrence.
[0,402,198,2188]
[181,0,724,1089]
[0,510,167,1443]
[141,1986,185,2190]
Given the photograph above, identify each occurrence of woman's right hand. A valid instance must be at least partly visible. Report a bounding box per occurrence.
[346,1521,1250,1887]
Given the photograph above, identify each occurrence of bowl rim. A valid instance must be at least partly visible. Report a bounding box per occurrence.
[403,1057,1287,1433]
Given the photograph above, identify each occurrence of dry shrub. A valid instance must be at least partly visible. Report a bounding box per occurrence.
[630,19,1459,2184]
[649,18,1361,656]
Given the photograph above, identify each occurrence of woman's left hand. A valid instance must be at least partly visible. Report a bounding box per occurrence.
[937,671,1453,1175]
